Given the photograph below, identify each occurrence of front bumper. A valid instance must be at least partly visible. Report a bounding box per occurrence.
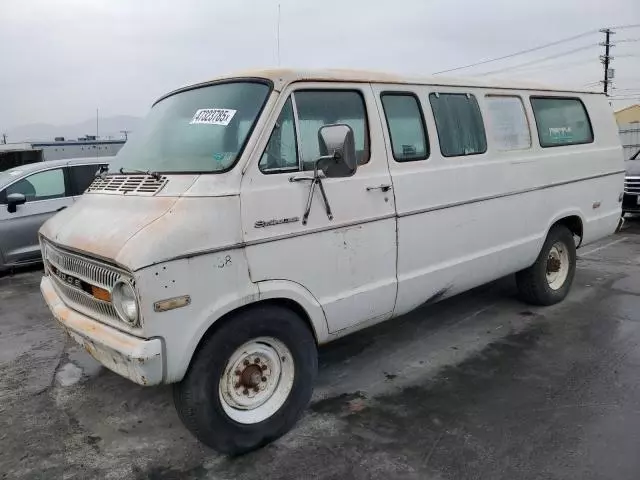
[41,275,164,386]
[622,193,640,214]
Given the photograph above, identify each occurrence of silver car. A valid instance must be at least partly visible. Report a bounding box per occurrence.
[0,158,107,272]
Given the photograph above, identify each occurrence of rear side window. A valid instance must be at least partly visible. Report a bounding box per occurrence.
[69,164,103,195]
[429,93,487,157]
[530,97,593,147]
[381,93,429,162]
[485,96,531,151]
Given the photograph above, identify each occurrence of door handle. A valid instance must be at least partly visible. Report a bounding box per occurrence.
[56,206,67,212]
[366,184,392,192]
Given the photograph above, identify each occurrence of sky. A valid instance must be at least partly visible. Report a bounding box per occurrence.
[1,0,639,132]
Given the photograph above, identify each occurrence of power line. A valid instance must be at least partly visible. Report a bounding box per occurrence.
[476,44,599,76]
[432,30,598,75]
[504,58,598,75]
[608,23,640,30]
[612,87,640,91]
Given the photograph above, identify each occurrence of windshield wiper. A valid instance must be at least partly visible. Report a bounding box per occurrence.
[119,167,162,181]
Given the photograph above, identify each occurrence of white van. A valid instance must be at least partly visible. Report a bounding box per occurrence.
[39,69,624,454]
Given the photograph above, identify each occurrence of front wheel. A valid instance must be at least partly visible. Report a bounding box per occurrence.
[516,224,577,306]
[174,305,317,455]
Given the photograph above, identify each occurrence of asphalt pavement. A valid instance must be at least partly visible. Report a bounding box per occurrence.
[2,219,640,480]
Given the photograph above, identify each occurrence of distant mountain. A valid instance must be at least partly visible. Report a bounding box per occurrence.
[4,115,143,142]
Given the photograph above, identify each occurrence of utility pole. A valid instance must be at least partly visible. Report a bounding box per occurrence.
[600,28,615,96]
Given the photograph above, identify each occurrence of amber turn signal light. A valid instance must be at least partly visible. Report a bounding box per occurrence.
[91,286,112,302]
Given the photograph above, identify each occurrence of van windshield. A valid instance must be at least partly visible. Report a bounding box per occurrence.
[109,81,271,174]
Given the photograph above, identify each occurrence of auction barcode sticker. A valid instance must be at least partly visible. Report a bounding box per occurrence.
[190,108,237,126]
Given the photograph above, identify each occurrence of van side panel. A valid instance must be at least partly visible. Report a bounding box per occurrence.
[373,85,622,318]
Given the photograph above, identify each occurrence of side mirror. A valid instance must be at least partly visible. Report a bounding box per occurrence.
[7,193,26,213]
[316,124,357,178]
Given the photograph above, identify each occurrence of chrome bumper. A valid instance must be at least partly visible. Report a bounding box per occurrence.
[41,275,163,386]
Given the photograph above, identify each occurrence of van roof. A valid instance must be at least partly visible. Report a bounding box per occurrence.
[160,68,602,102]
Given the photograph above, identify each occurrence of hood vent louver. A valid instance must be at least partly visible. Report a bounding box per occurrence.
[86,175,168,195]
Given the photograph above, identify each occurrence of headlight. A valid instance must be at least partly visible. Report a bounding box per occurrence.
[112,279,139,326]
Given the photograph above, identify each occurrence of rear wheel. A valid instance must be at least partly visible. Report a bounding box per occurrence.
[174,305,317,455]
[516,225,576,306]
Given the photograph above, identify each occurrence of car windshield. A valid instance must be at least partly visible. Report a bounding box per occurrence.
[108,81,271,174]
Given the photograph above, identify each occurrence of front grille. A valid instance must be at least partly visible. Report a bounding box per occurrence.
[43,241,132,329]
[45,243,121,290]
[86,174,167,195]
[625,177,640,195]
[50,275,120,323]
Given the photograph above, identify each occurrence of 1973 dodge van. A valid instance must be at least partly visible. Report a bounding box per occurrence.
[39,69,624,454]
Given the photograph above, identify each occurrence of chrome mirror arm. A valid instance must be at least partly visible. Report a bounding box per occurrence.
[288,154,336,225]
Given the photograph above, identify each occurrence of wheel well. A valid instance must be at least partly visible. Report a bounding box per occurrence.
[553,215,583,245]
[188,298,318,370]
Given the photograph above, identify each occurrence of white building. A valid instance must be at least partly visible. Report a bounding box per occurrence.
[0,137,125,170]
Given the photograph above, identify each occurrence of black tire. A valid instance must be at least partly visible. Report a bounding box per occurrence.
[516,224,576,306]
[173,305,317,455]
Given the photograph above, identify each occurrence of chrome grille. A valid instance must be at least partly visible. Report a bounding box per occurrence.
[86,174,167,195]
[49,274,120,325]
[625,177,640,195]
[43,241,132,328]
[44,243,122,290]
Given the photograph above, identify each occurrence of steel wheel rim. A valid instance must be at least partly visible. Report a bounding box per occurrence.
[546,242,570,290]
[219,336,295,424]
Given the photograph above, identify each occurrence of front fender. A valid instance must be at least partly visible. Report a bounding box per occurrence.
[171,279,329,383]
[137,253,330,383]
[135,250,259,383]
[256,279,330,343]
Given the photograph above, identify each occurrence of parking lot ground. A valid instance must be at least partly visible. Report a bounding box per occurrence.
[2,219,640,480]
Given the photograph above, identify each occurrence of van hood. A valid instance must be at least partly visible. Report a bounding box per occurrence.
[40,193,243,271]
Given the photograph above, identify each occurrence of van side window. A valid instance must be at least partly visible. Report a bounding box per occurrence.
[380,93,429,162]
[530,97,593,147]
[259,97,299,173]
[294,90,370,170]
[485,96,531,151]
[429,93,487,157]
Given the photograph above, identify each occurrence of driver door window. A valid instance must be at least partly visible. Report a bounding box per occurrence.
[296,90,369,170]
[259,90,369,174]
[5,168,66,202]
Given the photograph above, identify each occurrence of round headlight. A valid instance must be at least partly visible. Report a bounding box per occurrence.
[112,280,139,326]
